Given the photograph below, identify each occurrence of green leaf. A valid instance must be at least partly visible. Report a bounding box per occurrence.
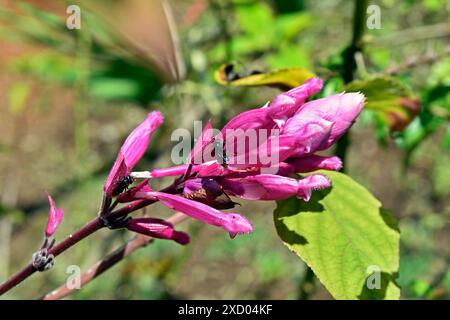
[274,171,400,300]
[215,62,315,91]
[236,2,274,36]
[346,76,420,132]
[89,78,141,101]
[267,45,311,70]
[443,125,450,149]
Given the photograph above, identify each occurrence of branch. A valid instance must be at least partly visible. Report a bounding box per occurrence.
[371,23,450,48]
[336,0,368,167]
[0,217,103,296]
[0,190,170,296]
[385,46,450,75]
[40,213,188,300]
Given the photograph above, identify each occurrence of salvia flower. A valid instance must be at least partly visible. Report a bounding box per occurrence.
[45,194,64,238]
[118,77,365,241]
[104,111,163,197]
[135,191,253,238]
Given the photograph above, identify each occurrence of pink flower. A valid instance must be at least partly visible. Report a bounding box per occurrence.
[221,77,323,134]
[293,92,365,150]
[135,191,253,238]
[277,155,343,176]
[127,218,189,245]
[190,120,215,165]
[45,194,64,238]
[218,78,324,165]
[104,112,163,197]
[184,79,364,173]
[220,174,330,201]
[124,78,364,239]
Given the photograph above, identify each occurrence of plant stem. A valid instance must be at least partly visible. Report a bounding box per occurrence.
[0,180,179,296]
[336,0,368,170]
[40,213,188,300]
[0,217,103,296]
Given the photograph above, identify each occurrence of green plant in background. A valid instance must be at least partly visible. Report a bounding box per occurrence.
[0,0,448,300]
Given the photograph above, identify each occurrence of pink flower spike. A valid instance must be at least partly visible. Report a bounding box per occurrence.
[127,218,190,245]
[45,194,64,238]
[104,111,163,197]
[136,191,253,238]
[296,174,331,201]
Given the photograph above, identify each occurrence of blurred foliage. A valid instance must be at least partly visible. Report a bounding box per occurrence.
[0,0,448,300]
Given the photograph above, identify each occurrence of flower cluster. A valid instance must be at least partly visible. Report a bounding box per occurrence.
[103,77,365,243]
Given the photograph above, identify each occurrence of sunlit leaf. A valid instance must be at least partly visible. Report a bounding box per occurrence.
[346,76,420,132]
[215,62,315,91]
[274,171,400,300]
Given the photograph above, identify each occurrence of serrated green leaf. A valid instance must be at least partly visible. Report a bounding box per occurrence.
[274,171,400,300]
[346,76,420,132]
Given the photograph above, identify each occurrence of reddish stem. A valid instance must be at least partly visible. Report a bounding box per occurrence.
[0,217,103,295]
[0,182,178,296]
[41,213,188,300]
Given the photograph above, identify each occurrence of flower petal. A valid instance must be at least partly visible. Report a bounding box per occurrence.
[283,155,343,174]
[221,173,332,202]
[127,218,189,245]
[221,175,299,200]
[122,111,164,168]
[221,77,323,133]
[296,174,331,201]
[45,194,64,237]
[190,120,214,164]
[296,93,365,150]
[104,111,163,197]
[266,77,323,126]
[136,191,253,238]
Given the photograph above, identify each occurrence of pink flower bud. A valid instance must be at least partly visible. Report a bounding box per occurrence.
[127,218,190,245]
[45,194,64,238]
[104,112,163,197]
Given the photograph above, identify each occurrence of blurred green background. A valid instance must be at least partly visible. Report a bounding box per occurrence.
[0,0,449,299]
